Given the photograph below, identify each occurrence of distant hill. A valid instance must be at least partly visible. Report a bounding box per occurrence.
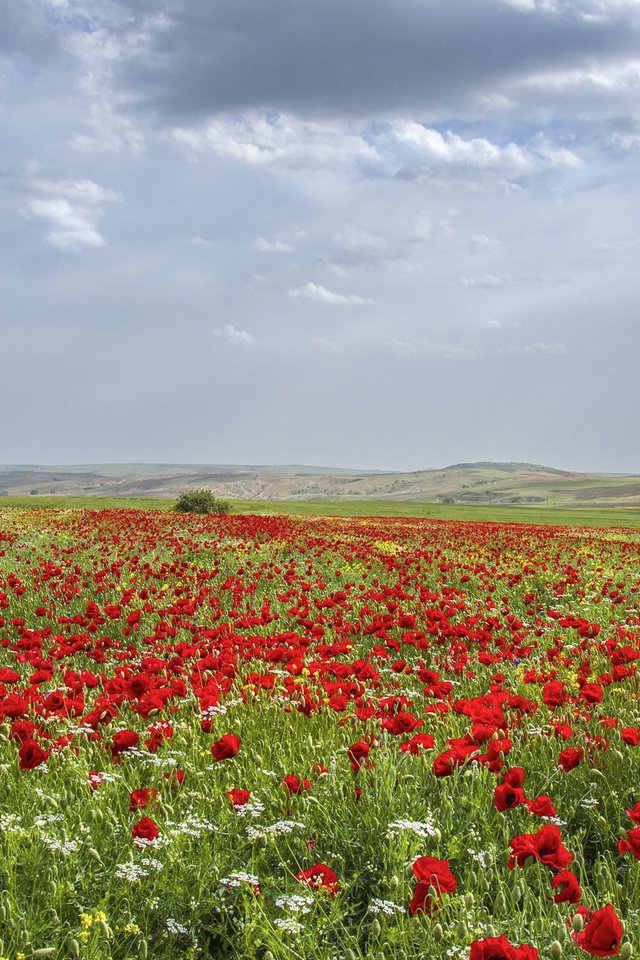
[444,461,572,475]
[3,461,640,507]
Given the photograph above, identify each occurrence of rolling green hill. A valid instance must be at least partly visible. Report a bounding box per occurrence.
[2,460,640,508]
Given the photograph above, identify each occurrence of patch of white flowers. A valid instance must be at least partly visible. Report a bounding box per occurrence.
[368,898,405,916]
[0,813,25,834]
[166,814,216,837]
[273,918,303,934]
[233,799,265,819]
[40,835,80,856]
[387,818,438,840]
[220,871,260,888]
[246,820,306,841]
[275,894,314,914]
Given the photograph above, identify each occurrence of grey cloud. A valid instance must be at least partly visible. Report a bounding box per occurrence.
[0,0,60,61]
[105,0,639,121]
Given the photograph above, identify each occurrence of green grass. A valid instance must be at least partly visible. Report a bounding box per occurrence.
[4,495,640,529]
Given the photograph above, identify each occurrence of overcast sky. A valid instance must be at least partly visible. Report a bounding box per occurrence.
[2,0,640,472]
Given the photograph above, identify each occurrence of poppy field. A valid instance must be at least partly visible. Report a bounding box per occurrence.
[1,509,640,960]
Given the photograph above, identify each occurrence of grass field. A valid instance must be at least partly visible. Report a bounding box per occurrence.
[3,495,640,529]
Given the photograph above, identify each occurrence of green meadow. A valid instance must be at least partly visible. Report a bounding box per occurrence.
[3,495,640,529]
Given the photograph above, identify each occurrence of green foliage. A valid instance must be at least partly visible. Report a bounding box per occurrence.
[173,488,230,515]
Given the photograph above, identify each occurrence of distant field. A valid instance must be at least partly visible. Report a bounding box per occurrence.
[3,495,640,529]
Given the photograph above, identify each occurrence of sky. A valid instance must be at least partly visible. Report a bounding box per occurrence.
[2,0,640,473]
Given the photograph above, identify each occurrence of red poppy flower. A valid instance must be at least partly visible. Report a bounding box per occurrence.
[88,770,103,790]
[164,768,185,788]
[618,827,640,860]
[470,934,539,959]
[558,747,583,772]
[526,795,557,819]
[296,863,339,895]
[282,774,311,794]
[409,883,436,916]
[580,683,603,704]
[410,855,457,909]
[626,802,640,825]
[381,712,423,735]
[111,729,140,756]
[411,854,455,888]
[18,738,49,770]
[226,788,251,807]
[131,816,159,843]
[347,740,370,770]
[552,869,581,903]
[621,728,640,746]
[501,767,526,789]
[509,824,572,871]
[10,720,35,743]
[211,734,241,761]
[572,905,622,957]
[129,788,157,811]
[400,733,435,754]
[494,783,527,812]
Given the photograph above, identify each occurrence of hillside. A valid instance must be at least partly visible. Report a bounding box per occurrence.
[2,461,640,507]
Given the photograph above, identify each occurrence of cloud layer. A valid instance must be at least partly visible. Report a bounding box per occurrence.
[1,0,640,471]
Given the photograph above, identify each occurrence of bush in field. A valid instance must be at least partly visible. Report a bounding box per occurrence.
[173,488,230,515]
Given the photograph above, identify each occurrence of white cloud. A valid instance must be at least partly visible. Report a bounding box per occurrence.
[212,323,256,346]
[460,273,504,289]
[173,113,377,169]
[255,237,295,252]
[289,282,368,305]
[486,318,503,329]
[189,236,216,248]
[24,176,121,251]
[171,111,581,185]
[510,340,567,355]
[367,122,582,179]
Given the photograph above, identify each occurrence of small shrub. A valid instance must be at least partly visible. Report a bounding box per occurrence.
[173,489,230,515]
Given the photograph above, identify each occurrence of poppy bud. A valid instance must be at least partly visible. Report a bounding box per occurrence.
[97,920,112,939]
[457,921,467,939]
[370,919,381,937]
[433,924,444,941]
[620,945,633,960]
[550,941,563,960]
[572,914,585,932]
[464,892,475,908]
[390,875,399,890]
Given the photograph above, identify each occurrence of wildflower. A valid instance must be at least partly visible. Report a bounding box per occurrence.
[211,734,241,762]
[296,863,339,895]
[572,905,623,957]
